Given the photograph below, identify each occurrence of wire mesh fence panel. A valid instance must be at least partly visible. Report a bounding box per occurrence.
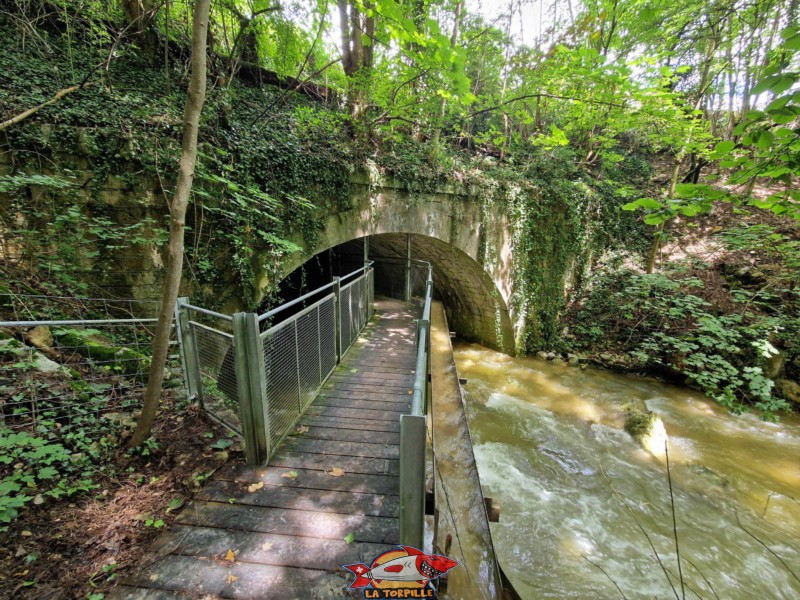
[367,269,375,320]
[0,294,179,434]
[295,306,323,412]
[340,274,371,356]
[261,319,300,449]
[340,282,355,353]
[411,265,428,300]
[190,320,240,434]
[318,295,337,383]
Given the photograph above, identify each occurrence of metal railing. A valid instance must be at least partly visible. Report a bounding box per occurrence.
[176,299,241,435]
[399,262,433,548]
[176,264,375,464]
[0,294,176,434]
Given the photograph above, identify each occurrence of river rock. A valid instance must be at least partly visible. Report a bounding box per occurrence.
[624,409,668,457]
[775,379,800,406]
[0,338,65,374]
[536,351,548,360]
[25,326,53,351]
[765,351,784,379]
[545,352,556,360]
[567,353,580,366]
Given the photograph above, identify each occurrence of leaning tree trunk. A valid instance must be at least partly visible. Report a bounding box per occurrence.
[129,0,211,447]
[122,0,159,62]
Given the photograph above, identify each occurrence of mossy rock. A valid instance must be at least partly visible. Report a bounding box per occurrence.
[624,408,668,457]
[624,410,659,440]
[52,328,149,376]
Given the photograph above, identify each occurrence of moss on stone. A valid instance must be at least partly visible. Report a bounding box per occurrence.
[624,410,659,440]
[53,329,149,375]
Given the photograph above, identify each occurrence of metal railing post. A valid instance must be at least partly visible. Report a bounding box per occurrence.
[405,234,412,302]
[333,276,342,363]
[400,412,426,548]
[399,265,433,548]
[175,297,201,401]
[294,319,302,411]
[233,312,270,465]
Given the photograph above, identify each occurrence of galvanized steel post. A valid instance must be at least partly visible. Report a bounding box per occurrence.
[333,276,342,363]
[399,412,426,548]
[233,312,270,465]
[405,234,412,302]
[175,297,201,401]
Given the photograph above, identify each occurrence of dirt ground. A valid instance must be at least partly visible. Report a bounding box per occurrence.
[0,399,237,599]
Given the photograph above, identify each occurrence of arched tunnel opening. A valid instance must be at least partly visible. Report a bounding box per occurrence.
[263,233,514,353]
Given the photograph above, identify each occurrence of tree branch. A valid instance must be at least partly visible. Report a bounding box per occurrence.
[466,93,626,119]
[0,82,94,132]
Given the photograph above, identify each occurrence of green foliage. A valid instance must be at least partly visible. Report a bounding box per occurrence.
[1,174,168,294]
[0,429,94,525]
[623,184,727,225]
[570,267,792,419]
[710,26,800,219]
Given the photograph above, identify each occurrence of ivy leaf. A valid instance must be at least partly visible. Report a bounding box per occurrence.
[281,471,298,481]
[36,467,58,480]
[344,533,355,544]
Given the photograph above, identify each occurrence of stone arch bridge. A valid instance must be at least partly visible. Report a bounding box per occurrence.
[259,174,517,353]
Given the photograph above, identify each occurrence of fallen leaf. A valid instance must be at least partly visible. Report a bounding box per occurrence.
[407,390,413,395]
[295,425,309,434]
[225,574,239,584]
[20,531,32,537]
[33,495,44,505]
[149,574,159,582]
[165,497,185,513]
[327,467,345,477]
[261,542,273,551]
[281,471,298,480]
[224,549,236,562]
[350,368,358,373]
[247,482,264,492]
[344,533,355,544]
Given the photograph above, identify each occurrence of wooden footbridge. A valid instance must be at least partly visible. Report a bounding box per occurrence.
[110,264,509,599]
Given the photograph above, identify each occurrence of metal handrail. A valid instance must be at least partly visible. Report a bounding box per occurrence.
[338,260,374,283]
[257,263,373,322]
[0,318,158,327]
[183,303,233,322]
[409,280,432,416]
[257,281,337,322]
[260,292,336,337]
[399,270,433,548]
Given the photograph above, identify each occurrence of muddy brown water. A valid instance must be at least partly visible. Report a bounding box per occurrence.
[453,342,800,600]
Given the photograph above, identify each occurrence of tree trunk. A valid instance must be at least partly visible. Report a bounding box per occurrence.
[429,0,463,159]
[122,0,159,62]
[129,0,211,447]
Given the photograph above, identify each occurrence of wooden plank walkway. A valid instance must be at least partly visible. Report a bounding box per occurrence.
[112,299,419,599]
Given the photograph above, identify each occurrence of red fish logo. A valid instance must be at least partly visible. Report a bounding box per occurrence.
[343,545,458,596]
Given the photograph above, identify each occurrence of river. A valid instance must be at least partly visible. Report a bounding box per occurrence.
[453,342,800,600]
